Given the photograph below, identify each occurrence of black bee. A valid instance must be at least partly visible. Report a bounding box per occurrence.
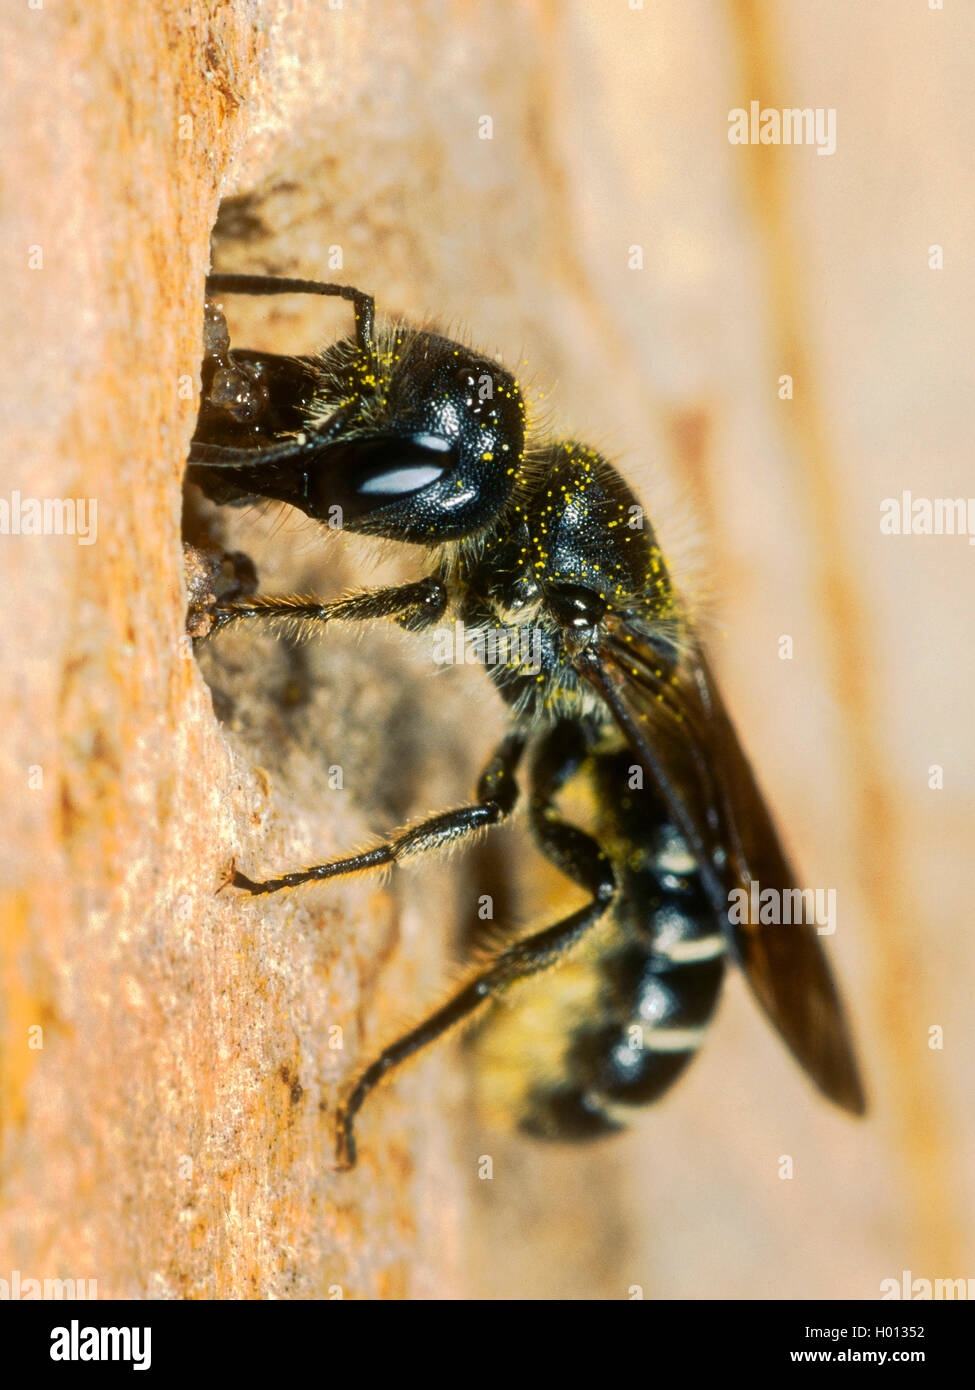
[188,273,866,1169]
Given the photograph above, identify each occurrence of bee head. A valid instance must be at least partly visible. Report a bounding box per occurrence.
[191,316,527,544]
[301,331,526,542]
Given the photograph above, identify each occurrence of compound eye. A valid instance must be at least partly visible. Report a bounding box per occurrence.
[309,432,455,521]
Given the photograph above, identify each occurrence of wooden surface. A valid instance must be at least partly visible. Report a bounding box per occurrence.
[1,0,972,1300]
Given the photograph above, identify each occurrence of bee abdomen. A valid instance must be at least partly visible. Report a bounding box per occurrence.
[514,885,727,1140]
[587,952,725,1109]
[516,1086,623,1142]
[515,950,724,1141]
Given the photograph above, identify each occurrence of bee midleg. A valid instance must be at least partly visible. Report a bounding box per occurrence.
[333,722,617,1169]
[229,729,524,896]
[207,575,447,637]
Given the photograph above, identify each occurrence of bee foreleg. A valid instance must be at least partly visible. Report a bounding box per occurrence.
[209,576,447,637]
[204,273,376,357]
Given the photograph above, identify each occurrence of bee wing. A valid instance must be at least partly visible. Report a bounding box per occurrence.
[585,629,866,1115]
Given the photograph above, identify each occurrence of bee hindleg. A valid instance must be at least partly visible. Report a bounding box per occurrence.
[334,724,617,1168]
[230,731,524,897]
